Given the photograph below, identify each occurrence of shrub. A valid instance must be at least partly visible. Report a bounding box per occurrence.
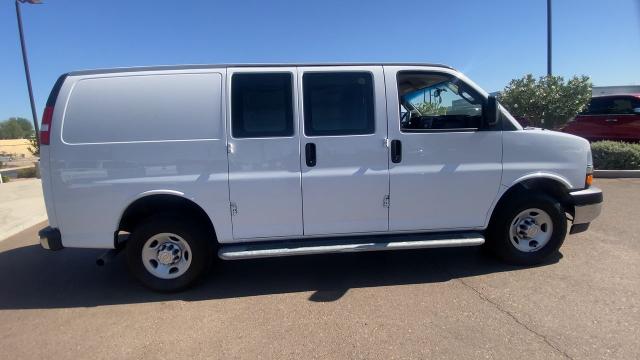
[16,167,38,178]
[28,135,39,156]
[499,74,592,129]
[591,141,640,170]
[1,175,9,183]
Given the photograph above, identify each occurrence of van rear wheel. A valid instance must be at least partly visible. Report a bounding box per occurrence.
[126,215,212,292]
[487,193,567,265]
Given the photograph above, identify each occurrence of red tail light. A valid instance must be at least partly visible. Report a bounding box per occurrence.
[40,106,53,145]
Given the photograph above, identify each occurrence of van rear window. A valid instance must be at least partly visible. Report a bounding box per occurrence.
[62,73,222,144]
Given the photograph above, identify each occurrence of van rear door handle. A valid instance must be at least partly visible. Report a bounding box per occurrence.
[605,118,618,122]
[305,143,316,167]
[391,139,402,163]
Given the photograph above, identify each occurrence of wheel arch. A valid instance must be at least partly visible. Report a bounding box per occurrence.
[510,172,573,190]
[116,191,218,247]
[488,175,575,228]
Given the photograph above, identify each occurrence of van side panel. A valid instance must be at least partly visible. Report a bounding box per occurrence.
[49,71,232,248]
[62,74,222,144]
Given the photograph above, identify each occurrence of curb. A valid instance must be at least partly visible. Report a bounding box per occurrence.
[0,165,38,183]
[594,170,640,178]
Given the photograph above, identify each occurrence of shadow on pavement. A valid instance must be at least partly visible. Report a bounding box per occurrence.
[0,243,561,310]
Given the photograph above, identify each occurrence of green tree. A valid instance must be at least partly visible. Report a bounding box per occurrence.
[0,120,24,139]
[499,74,592,129]
[15,117,33,136]
[0,117,34,139]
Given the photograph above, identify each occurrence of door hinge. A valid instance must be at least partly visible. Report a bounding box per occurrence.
[230,202,238,216]
[227,143,234,154]
[384,138,390,148]
[383,195,390,208]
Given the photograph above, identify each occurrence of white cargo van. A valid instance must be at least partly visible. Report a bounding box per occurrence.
[37,63,603,291]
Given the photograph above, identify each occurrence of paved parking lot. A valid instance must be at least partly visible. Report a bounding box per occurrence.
[0,178,638,359]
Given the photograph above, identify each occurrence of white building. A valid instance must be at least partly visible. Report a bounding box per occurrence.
[592,85,640,96]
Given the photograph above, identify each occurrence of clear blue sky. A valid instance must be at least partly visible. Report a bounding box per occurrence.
[1,0,639,122]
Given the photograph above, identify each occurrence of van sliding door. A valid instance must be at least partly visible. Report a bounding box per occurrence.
[298,66,390,236]
[226,67,303,239]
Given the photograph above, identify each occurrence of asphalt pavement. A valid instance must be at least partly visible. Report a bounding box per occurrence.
[0,178,638,359]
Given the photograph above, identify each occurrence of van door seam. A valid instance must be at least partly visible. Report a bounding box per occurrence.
[382,65,391,231]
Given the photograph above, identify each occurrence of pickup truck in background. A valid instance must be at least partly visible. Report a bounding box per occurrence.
[561,94,640,142]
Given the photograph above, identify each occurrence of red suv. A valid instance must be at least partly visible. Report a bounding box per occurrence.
[561,94,640,142]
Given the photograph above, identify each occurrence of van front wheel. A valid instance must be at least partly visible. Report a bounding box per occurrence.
[487,193,567,265]
[126,216,211,292]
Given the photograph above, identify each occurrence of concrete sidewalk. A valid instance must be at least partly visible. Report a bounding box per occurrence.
[0,179,47,241]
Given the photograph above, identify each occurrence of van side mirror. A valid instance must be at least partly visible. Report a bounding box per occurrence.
[485,95,500,126]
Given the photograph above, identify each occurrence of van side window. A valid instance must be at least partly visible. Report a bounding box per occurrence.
[303,72,374,136]
[232,73,294,138]
[397,72,484,132]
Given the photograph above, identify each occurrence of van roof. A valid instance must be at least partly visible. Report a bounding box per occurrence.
[67,62,455,76]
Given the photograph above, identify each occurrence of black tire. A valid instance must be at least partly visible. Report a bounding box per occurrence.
[486,192,567,266]
[126,215,213,292]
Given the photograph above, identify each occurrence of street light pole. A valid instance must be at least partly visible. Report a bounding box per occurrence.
[547,0,552,76]
[15,0,42,146]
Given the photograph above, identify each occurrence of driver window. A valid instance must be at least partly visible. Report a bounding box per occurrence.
[397,72,484,132]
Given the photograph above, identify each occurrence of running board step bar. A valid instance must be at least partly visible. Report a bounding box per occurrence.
[218,232,485,260]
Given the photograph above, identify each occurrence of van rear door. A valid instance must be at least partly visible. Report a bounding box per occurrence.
[226,67,304,239]
[298,66,390,235]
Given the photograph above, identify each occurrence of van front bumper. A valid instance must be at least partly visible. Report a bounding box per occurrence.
[38,226,63,251]
[568,187,603,234]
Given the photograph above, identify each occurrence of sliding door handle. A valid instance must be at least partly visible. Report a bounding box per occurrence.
[305,143,316,167]
[391,139,402,163]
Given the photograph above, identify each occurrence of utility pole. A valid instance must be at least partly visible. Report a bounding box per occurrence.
[547,0,552,76]
[15,0,42,146]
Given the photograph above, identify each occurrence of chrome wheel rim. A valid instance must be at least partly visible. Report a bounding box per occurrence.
[141,233,192,279]
[508,208,553,253]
